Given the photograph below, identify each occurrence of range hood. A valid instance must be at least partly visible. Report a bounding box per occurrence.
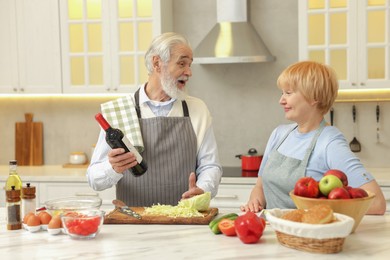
[193,0,275,64]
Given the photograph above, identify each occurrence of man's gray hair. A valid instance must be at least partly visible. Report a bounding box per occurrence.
[144,32,191,74]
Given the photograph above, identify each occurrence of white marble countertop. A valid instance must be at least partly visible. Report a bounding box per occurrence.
[0,208,389,260]
[0,165,389,186]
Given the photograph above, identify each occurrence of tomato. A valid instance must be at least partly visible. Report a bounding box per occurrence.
[234,212,265,244]
[218,219,236,236]
[64,213,101,236]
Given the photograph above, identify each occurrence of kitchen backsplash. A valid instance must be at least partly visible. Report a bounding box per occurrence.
[1,0,389,168]
[0,97,389,168]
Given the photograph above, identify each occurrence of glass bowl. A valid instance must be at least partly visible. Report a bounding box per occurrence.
[61,210,105,239]
[44,196,102,216]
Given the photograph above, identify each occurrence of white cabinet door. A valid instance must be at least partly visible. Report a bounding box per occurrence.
[0,0,62,94]
[380,186,390,212]
[299,0,390,90]
[210,184,252,211]
[38,182,116,210]
[59,0,172,94]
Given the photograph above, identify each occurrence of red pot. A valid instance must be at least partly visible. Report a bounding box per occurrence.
[236,148,263,171]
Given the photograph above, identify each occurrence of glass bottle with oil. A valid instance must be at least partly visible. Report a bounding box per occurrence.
[6,160,22,192]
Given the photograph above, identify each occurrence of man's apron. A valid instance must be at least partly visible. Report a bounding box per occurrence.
[116,89,197,206]
[262,121,326,209]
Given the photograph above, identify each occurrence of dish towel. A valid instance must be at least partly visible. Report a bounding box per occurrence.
[101,95,144,152]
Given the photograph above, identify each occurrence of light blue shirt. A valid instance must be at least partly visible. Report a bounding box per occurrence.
[259,124,374,188]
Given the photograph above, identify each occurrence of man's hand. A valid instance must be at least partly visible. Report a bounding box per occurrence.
[181,172,204,199]
[108,148,138,173]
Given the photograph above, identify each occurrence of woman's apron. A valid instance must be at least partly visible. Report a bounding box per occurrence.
[116,89,197,206]
[262,121,326,209]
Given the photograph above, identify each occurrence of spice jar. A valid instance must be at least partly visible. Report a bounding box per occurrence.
[6,186,22,230]
[22,183,36,221]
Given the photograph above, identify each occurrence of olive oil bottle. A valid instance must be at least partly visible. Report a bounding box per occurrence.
[6,160,22,192]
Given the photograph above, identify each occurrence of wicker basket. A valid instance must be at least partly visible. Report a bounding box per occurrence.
[275,231,345,254]
[265,209,354,254]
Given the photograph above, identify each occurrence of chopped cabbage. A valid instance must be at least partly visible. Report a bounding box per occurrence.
[144,204,204,218]
[144,192,211,218]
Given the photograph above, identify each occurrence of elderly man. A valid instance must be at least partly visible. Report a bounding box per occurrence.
[87,32,222,207]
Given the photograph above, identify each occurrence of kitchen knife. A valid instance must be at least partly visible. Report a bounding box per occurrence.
[112,199,142,219]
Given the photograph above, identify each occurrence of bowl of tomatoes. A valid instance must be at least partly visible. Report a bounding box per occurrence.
[61,210,105,239]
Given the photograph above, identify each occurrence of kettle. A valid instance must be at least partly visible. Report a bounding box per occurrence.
[235,148,263,171]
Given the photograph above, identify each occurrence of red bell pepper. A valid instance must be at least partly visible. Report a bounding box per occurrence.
[234,211,265,244]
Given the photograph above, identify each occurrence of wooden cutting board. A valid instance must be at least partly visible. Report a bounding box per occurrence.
[104,207,219,225]
[15,113,43,165]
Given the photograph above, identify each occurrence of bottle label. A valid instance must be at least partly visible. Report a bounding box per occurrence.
[122,135,143,164]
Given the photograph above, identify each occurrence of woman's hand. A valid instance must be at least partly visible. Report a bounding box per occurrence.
[240,177,266,212]
[181,172,204,199]
[108,148,138,173]
[240,198,264,213]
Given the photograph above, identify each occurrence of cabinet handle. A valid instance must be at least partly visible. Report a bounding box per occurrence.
[214,194,238,199]
[75,192,99,197]
[13,88,18,92]
[351,82,356,86]
[360,82,365,86]
[20,88,24,92]
[106,88,110,91]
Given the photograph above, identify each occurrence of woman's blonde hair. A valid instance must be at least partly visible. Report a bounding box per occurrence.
[277,61,339,115]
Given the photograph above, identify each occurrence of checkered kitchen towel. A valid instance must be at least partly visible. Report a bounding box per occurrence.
[101,95,144,152]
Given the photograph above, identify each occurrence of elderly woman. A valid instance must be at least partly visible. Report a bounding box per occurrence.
[241,61,386,215]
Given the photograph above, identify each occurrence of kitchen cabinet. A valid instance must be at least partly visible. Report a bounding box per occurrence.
[0,180,115,210]
[381,186,390,212]
[210,183,252,211]
[59,0,172,94]
[0,0,62,94]
[299,0,390,89]
[38,182,116,210]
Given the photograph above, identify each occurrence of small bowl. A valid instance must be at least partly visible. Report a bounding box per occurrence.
[69,152,87,165]
[44,196,102,216]
[289,191,375,232]
[61,210,105,240]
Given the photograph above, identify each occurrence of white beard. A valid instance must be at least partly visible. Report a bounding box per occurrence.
[161,69,187,100]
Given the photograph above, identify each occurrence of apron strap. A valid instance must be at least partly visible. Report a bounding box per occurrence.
[134,88,141,118]
[182,100,189,117]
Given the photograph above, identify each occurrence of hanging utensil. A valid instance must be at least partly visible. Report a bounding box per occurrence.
[376,104,380,143]
[349,105,361,152]
[330,107,334,126]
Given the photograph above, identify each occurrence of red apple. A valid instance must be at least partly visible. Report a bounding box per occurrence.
[328,187,351,199]
[348,187,368,198]
[324,169,348,186]
[294,177,319,198]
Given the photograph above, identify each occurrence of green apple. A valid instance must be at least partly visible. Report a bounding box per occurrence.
[319,175,343,196]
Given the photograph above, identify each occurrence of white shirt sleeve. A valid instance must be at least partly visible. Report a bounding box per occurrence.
[195,125,222,198]
[86,129,124,191]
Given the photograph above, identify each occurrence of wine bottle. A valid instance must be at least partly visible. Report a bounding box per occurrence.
[95,113,147,177]
[6,160,23,192]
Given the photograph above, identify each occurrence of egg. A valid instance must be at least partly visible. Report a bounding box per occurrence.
[27,215,41,227]
[38,211,52,225]
[48,215,62,229]
[23,212,35,224]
